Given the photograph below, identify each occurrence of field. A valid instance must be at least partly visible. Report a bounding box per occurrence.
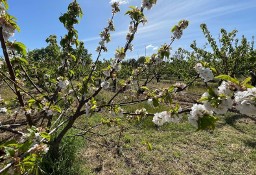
[1,79,256,175]
[65,81,256,175]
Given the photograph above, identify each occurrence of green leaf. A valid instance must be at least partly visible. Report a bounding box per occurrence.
[40,132,51,141]
[144,56,151,64]
[197,115,218,131]
[141,86,149,91]
[210,67,217,73]
[241,77,251,87]
[19,141,33,153]
[171,25,178,32]
[0,140,17,148]
[215,75,239,85]
[165,93,172,104]
[198,96,208,102]
[244,84,254,88]
[2,0,9,9]
[28,99,36,107]
[23,153,37,162]
[208,87,217,97]
[70,54,76,61]
[51,105,62,113]
[146,141,152,151]
[4,147,15,157]
[153,98,159,107]
[69,70,75,77]
[19,57,28,65]
[13,42,27,56]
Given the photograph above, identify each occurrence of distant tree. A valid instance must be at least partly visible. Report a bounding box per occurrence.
[191,24,255,77]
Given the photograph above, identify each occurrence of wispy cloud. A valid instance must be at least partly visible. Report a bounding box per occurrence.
[145,44,154,49]
[153,46,158,51]
[83,0,256,59]
[109,0,129,5]
[146,44,158,51]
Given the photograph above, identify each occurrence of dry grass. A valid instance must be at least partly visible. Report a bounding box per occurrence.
[1,80,256,174]
[76,113,256,175]
[73,81,256,175]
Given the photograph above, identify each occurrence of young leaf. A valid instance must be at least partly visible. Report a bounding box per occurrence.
[241,77,252,87]
[215,75,239,85]
[146,141,152,151]
[153,98,159,107]
[197,115,218,131]
[51,105,62,113]
[19,57,28,65]
[40,132,51,141]
[13,42,27,56]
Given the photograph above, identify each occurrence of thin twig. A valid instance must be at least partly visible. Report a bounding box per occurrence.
[0,126,24,136]
[20,65,43,94]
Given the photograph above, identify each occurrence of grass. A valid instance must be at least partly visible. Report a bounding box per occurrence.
[72,81,256,175]
[75,113,256,175]
[1,80,256,174]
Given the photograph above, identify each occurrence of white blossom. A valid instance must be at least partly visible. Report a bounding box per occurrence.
[44,74,50,79]
[26,109,32,115]
[194,63,214,82]
[35,132,42,142]
[199,68,214,82]
[141,17,148,25]
[68,89,74,94]
[1,23,15,40]
[85,102,91,116]
[0,5,6,16]
[0,107,7,113]
[103,69,111,77]
[218,81,233,96]
[129,23,135,33]
[152,111,170,126]
[202,92,232,115]
[58,79,70,89]
[46,110,53,116]
[154,56,162,65]
[96,46,101,52]
[173,29,183,39]
[141,0,156,10]
[234,88,256,117]
[111,62,121,71]
[0,60,3,68]
[128,43,133,51]
[135,108,148,116]
[115,51,125,60]
[188,104,213,128]
[147,98,153,105]
[0,95,3,103]
[194,63,203,72]
[101,81,110,89]
[126,32,132,41]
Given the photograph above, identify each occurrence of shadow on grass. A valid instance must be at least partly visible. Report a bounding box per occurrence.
[224,114,256,133]
[244,140,256,149]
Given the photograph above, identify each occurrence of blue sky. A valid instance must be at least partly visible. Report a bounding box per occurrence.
[7,0,256,60]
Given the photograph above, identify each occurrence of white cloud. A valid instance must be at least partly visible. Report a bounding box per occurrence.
[146,44,154,49]
[153,46,158,51]
[109,0,129,5]
[146,44,158,51]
